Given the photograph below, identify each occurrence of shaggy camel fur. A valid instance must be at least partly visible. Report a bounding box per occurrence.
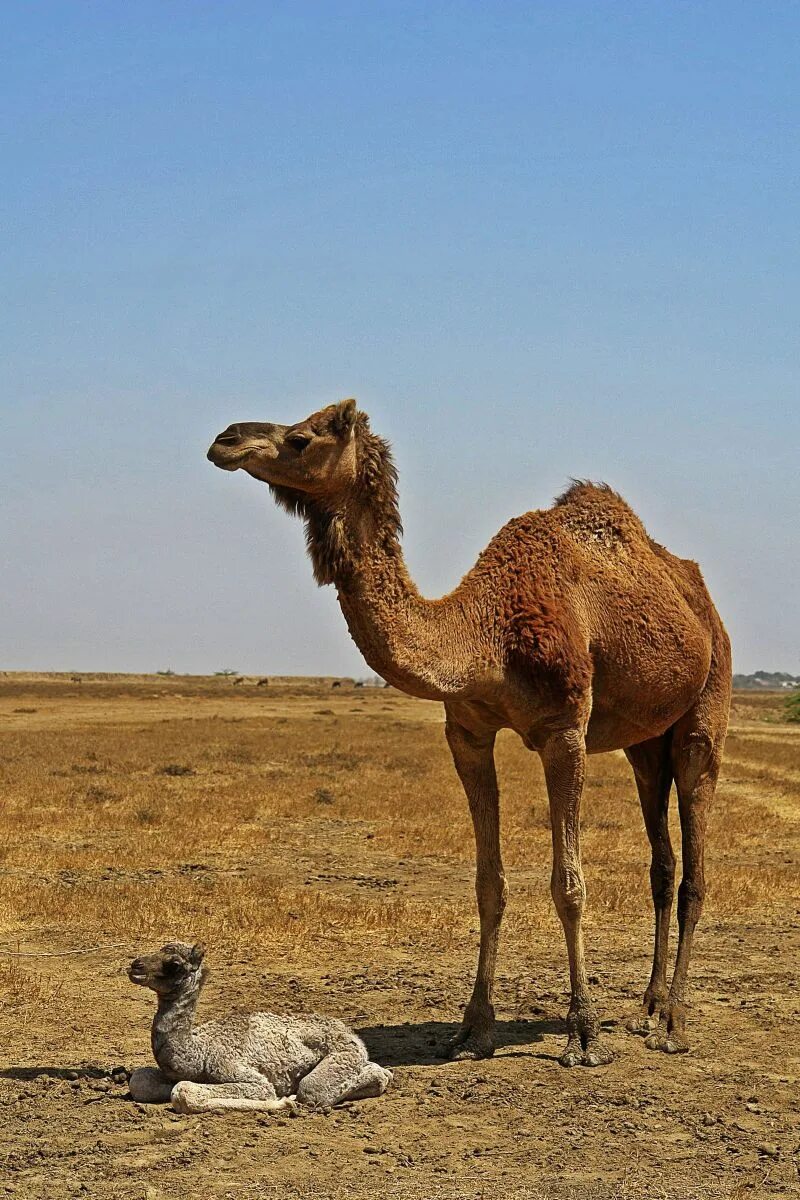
[127,941,392,1112]
[207,400,731,1067]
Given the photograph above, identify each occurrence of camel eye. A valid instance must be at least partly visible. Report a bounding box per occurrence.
[286,433,312,452]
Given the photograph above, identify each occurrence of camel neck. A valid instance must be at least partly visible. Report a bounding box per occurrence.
[152,987,200,1072]
[334,516,480,700]
[286,426,489,700]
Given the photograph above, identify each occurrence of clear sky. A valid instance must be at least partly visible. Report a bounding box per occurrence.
[2,2,798,677]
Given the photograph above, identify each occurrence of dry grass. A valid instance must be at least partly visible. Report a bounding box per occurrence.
[1,680,797,971]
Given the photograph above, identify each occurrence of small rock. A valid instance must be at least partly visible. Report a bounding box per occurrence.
[66,1070,79,1081]
[757,1142,779,1158]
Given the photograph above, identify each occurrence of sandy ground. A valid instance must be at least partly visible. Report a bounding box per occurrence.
[0,676,798,1199]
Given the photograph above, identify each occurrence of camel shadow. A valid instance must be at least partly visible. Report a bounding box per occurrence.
[356,1016,564,1067]
[0,1065,114,1081]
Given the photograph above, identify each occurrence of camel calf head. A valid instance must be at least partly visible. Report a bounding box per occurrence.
[128,940,207,997]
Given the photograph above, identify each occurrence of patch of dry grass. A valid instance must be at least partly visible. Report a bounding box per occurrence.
[1,679,798,1022]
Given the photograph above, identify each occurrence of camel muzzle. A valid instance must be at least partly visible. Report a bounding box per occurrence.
[207,422,285,470]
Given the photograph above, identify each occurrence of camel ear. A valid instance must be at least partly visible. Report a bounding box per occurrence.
[189,942,206,966]
[331,398,357,439]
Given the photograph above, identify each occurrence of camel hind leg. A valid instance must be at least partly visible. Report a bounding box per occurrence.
[340,1061,393,1101]
[624,733,675,1035]
[646,626,731,1054]
[295,1044,391,1109]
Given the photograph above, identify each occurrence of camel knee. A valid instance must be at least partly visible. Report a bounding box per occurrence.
[677,878,705,926]
[129,1067,173,1104]
[674,732,717,794]
[649,849,676,907]
[551,864,585,923]
[476,868,508,920]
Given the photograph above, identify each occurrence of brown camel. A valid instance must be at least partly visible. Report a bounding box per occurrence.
[207,399,731,1067]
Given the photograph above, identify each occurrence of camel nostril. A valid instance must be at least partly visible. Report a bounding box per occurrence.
[214,428,241,446]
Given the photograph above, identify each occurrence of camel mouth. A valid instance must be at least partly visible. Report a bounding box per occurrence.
[127,968,148,985]
[207,443,251,471]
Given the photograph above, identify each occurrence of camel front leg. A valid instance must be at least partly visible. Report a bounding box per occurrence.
[541,729,611,1068]
[295,1049,392,1108]
[444,716,507,1061]
[171,1080,297,1114]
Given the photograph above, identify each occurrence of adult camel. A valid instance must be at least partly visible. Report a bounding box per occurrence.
[208,399,731,1067]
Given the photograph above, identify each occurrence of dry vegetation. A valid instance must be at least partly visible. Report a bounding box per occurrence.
[1,675,799,1199]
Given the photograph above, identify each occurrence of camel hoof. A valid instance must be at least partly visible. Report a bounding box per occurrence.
[559,1037,613,1068]
[645,1031,689,1054]
[444,1028,496,1061]
[583,1042,614,1067]
[559,1044,584,1068]
[626,1013,658,1036]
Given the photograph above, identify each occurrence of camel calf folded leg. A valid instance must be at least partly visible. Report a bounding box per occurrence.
[171,1081,297,1114]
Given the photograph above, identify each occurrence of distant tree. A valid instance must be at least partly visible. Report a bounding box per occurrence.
[786,691,800,723]
[214,669,239,677]
[156,668,176,676]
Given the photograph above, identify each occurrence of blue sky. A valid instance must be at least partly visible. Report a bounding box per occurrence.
[2,2,798,676]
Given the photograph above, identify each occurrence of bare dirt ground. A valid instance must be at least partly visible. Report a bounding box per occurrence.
[1,675,798,1199]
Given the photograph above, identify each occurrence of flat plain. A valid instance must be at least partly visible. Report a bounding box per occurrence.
[0,674,798,1200]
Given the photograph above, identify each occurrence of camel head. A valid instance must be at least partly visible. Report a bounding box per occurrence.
[207,399,360,503]
[128,940,207,996]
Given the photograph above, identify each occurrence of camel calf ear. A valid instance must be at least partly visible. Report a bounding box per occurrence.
[189,942,207,966]
[332,398,357,439]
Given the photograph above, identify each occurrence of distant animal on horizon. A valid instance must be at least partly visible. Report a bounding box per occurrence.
[207,399,731,1067]
[127,941,392,1113]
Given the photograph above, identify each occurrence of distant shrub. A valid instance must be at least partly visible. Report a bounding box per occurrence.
[158,763,195,776]
[786,691,800,723]
[156,668,176,676]
[215,668,239,676]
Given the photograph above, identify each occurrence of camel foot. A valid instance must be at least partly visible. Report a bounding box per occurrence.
[559,1003,613,1067]
[558,1034,613,1068]
[626,993,664,1036]
[443,1025,496,1061]
[644,1002,690,1054]
[645,1028,689,1054]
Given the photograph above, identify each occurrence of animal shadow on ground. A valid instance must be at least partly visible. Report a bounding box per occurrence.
[0,1065,113,1081]
[357,1017,564,1067]
[0,1021,564,1083]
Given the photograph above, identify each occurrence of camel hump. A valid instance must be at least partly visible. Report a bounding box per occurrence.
[552,480,650,547]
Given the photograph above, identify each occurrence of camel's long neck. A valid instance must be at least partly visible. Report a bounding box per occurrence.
[335,531,477,700]
[151,987,202,1076]
[304,433,486,700]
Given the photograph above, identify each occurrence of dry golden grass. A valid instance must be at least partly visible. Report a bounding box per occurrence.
[1,677,797,971]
